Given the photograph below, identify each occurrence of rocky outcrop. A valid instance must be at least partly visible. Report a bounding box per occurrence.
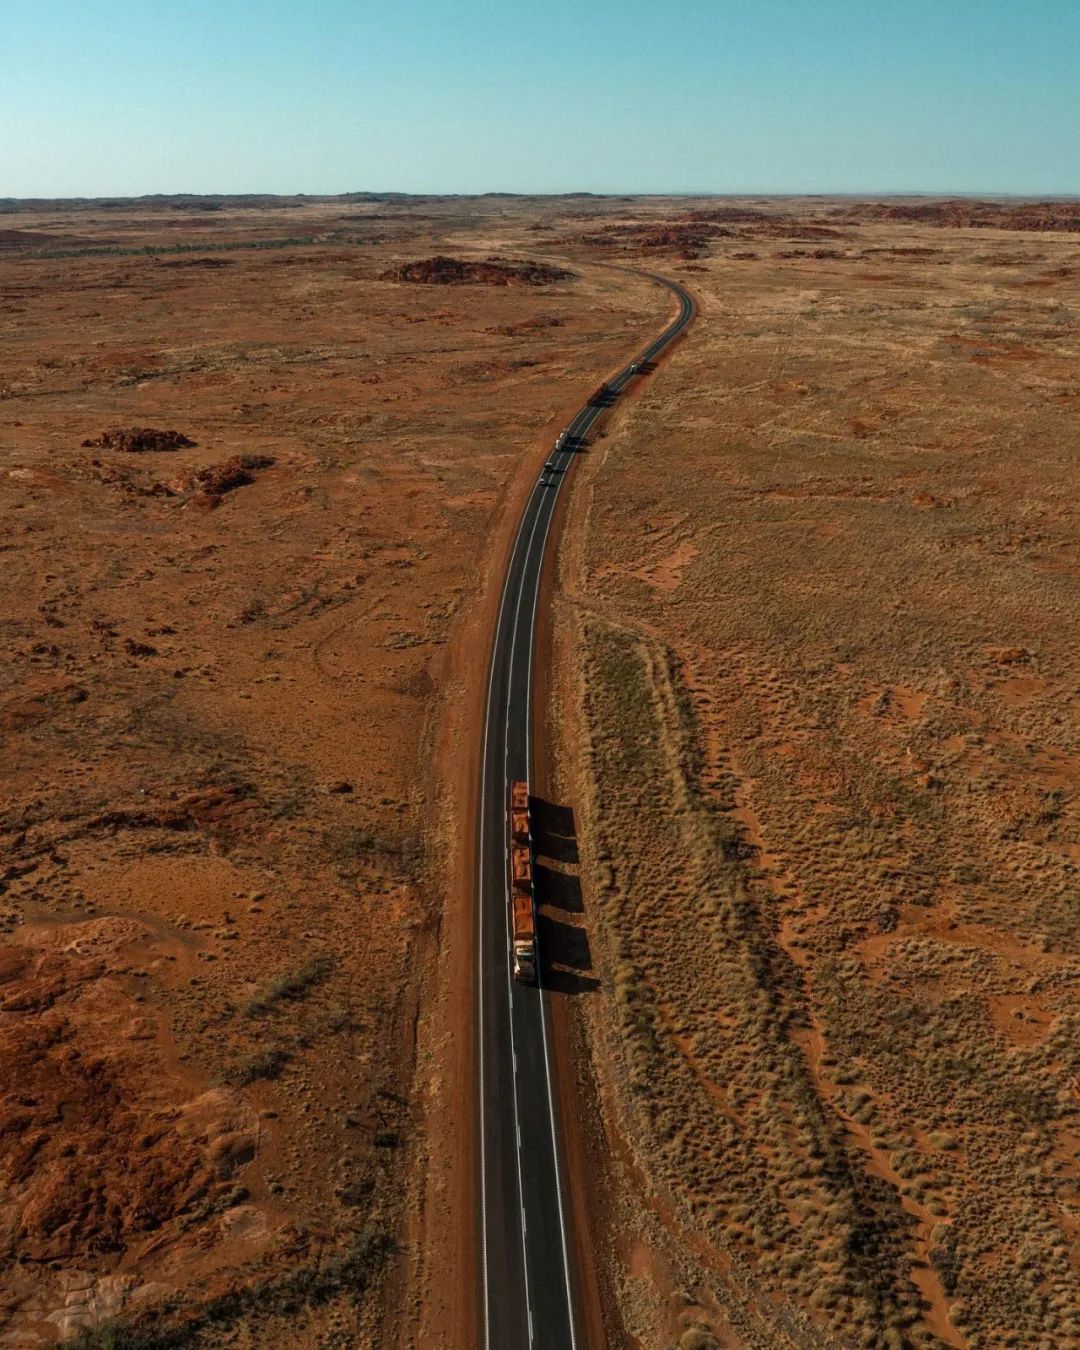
[838,199,1080,231]
[82,428,195,453]
[166,454,275,506]
[0,924,261,1266]
[574,221,735,258]
[383,255,574,285]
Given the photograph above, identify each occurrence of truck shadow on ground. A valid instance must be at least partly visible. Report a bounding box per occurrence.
[534,861,583,913]
[539,913,592,971]
[531,796,598,994]
[539,913,599,995]
[530,796,579,865]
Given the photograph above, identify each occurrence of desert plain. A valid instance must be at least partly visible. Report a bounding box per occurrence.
[1,193,1078,1348]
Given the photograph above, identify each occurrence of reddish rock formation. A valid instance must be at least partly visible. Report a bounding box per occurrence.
[684,206,769,223]
[487,314,564,337]
[159,257,236,269]
[0,922,259,1265]
[0,229,94,251]
[81,428,195,453]
[837,199,1080,232]
[748,222,847,239]
[573,221,736,256]
[166,454,275,505]
[383,255,574,286]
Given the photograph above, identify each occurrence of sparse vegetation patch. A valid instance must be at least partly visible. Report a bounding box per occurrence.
[566,211,1080,1347]
[382,254,574,285]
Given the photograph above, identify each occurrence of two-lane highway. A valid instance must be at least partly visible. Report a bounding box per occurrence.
[476,272,694,1349]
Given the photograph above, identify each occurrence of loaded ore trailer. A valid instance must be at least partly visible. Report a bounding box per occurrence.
[509,780,537,983]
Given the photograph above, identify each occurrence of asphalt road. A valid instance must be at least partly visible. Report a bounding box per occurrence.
[476,272,695,1349]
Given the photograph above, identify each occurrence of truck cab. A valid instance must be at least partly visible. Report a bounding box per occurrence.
[513,925,537,983]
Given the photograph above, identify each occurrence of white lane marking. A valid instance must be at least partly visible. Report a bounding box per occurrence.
[503,471,555,749]
[503,804,534,1331]
[508,281,691,1349]
[499,793,534,1333]
[500,489,552,1341]
[475,276,692,1349]
[480,389,608,1341]
[478,474,546,1350]
[489,407,586,1341]
[522,414,594,1350]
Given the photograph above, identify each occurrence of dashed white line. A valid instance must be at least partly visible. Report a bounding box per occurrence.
[525,420,587,1350]
[477,276,694,1349]
[477,477,547,1350]
[500,488,551,1340]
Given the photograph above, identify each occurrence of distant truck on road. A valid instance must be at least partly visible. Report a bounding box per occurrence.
[509,780,537,983]
[555,429,571,451]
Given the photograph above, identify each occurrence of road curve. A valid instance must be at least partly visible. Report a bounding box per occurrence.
[476,272,695,1349]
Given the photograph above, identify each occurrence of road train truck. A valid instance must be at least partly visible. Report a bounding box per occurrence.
[509,780,537,983]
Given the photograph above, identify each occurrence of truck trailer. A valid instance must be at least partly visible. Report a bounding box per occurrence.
[509,781,537,983]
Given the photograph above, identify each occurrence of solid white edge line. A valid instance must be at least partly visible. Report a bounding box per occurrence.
[501,487,552,1340]
[519,277,691,1350]
[476,274,692,1350]
[521,401,601,1350]
[478,473,546,1350]
[495,405,591,1348]
[479,396,600,1348]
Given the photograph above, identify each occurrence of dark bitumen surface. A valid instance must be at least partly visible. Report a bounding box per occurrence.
[476,273,695,1349]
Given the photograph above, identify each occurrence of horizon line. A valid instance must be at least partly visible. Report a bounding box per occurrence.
[4,188,1080,206]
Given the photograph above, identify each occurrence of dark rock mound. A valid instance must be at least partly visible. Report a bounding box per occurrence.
[0,229,94,251]
[574,221,735,258]
[837,199,1080,232]
[159,257,237,269]
[82,428,196,453]
[488,314,564,337]
[167,454,275,508]
[383,255,574,286]
[196,454,274,496]
[684,207,768,224]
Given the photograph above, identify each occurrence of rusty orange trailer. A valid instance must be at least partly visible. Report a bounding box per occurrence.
[508,783,537,982]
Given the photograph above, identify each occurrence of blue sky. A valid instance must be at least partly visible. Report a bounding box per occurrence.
[2,0,1077,196]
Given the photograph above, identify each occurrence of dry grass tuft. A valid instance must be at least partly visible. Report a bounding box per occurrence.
[566,212,1080,1347]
